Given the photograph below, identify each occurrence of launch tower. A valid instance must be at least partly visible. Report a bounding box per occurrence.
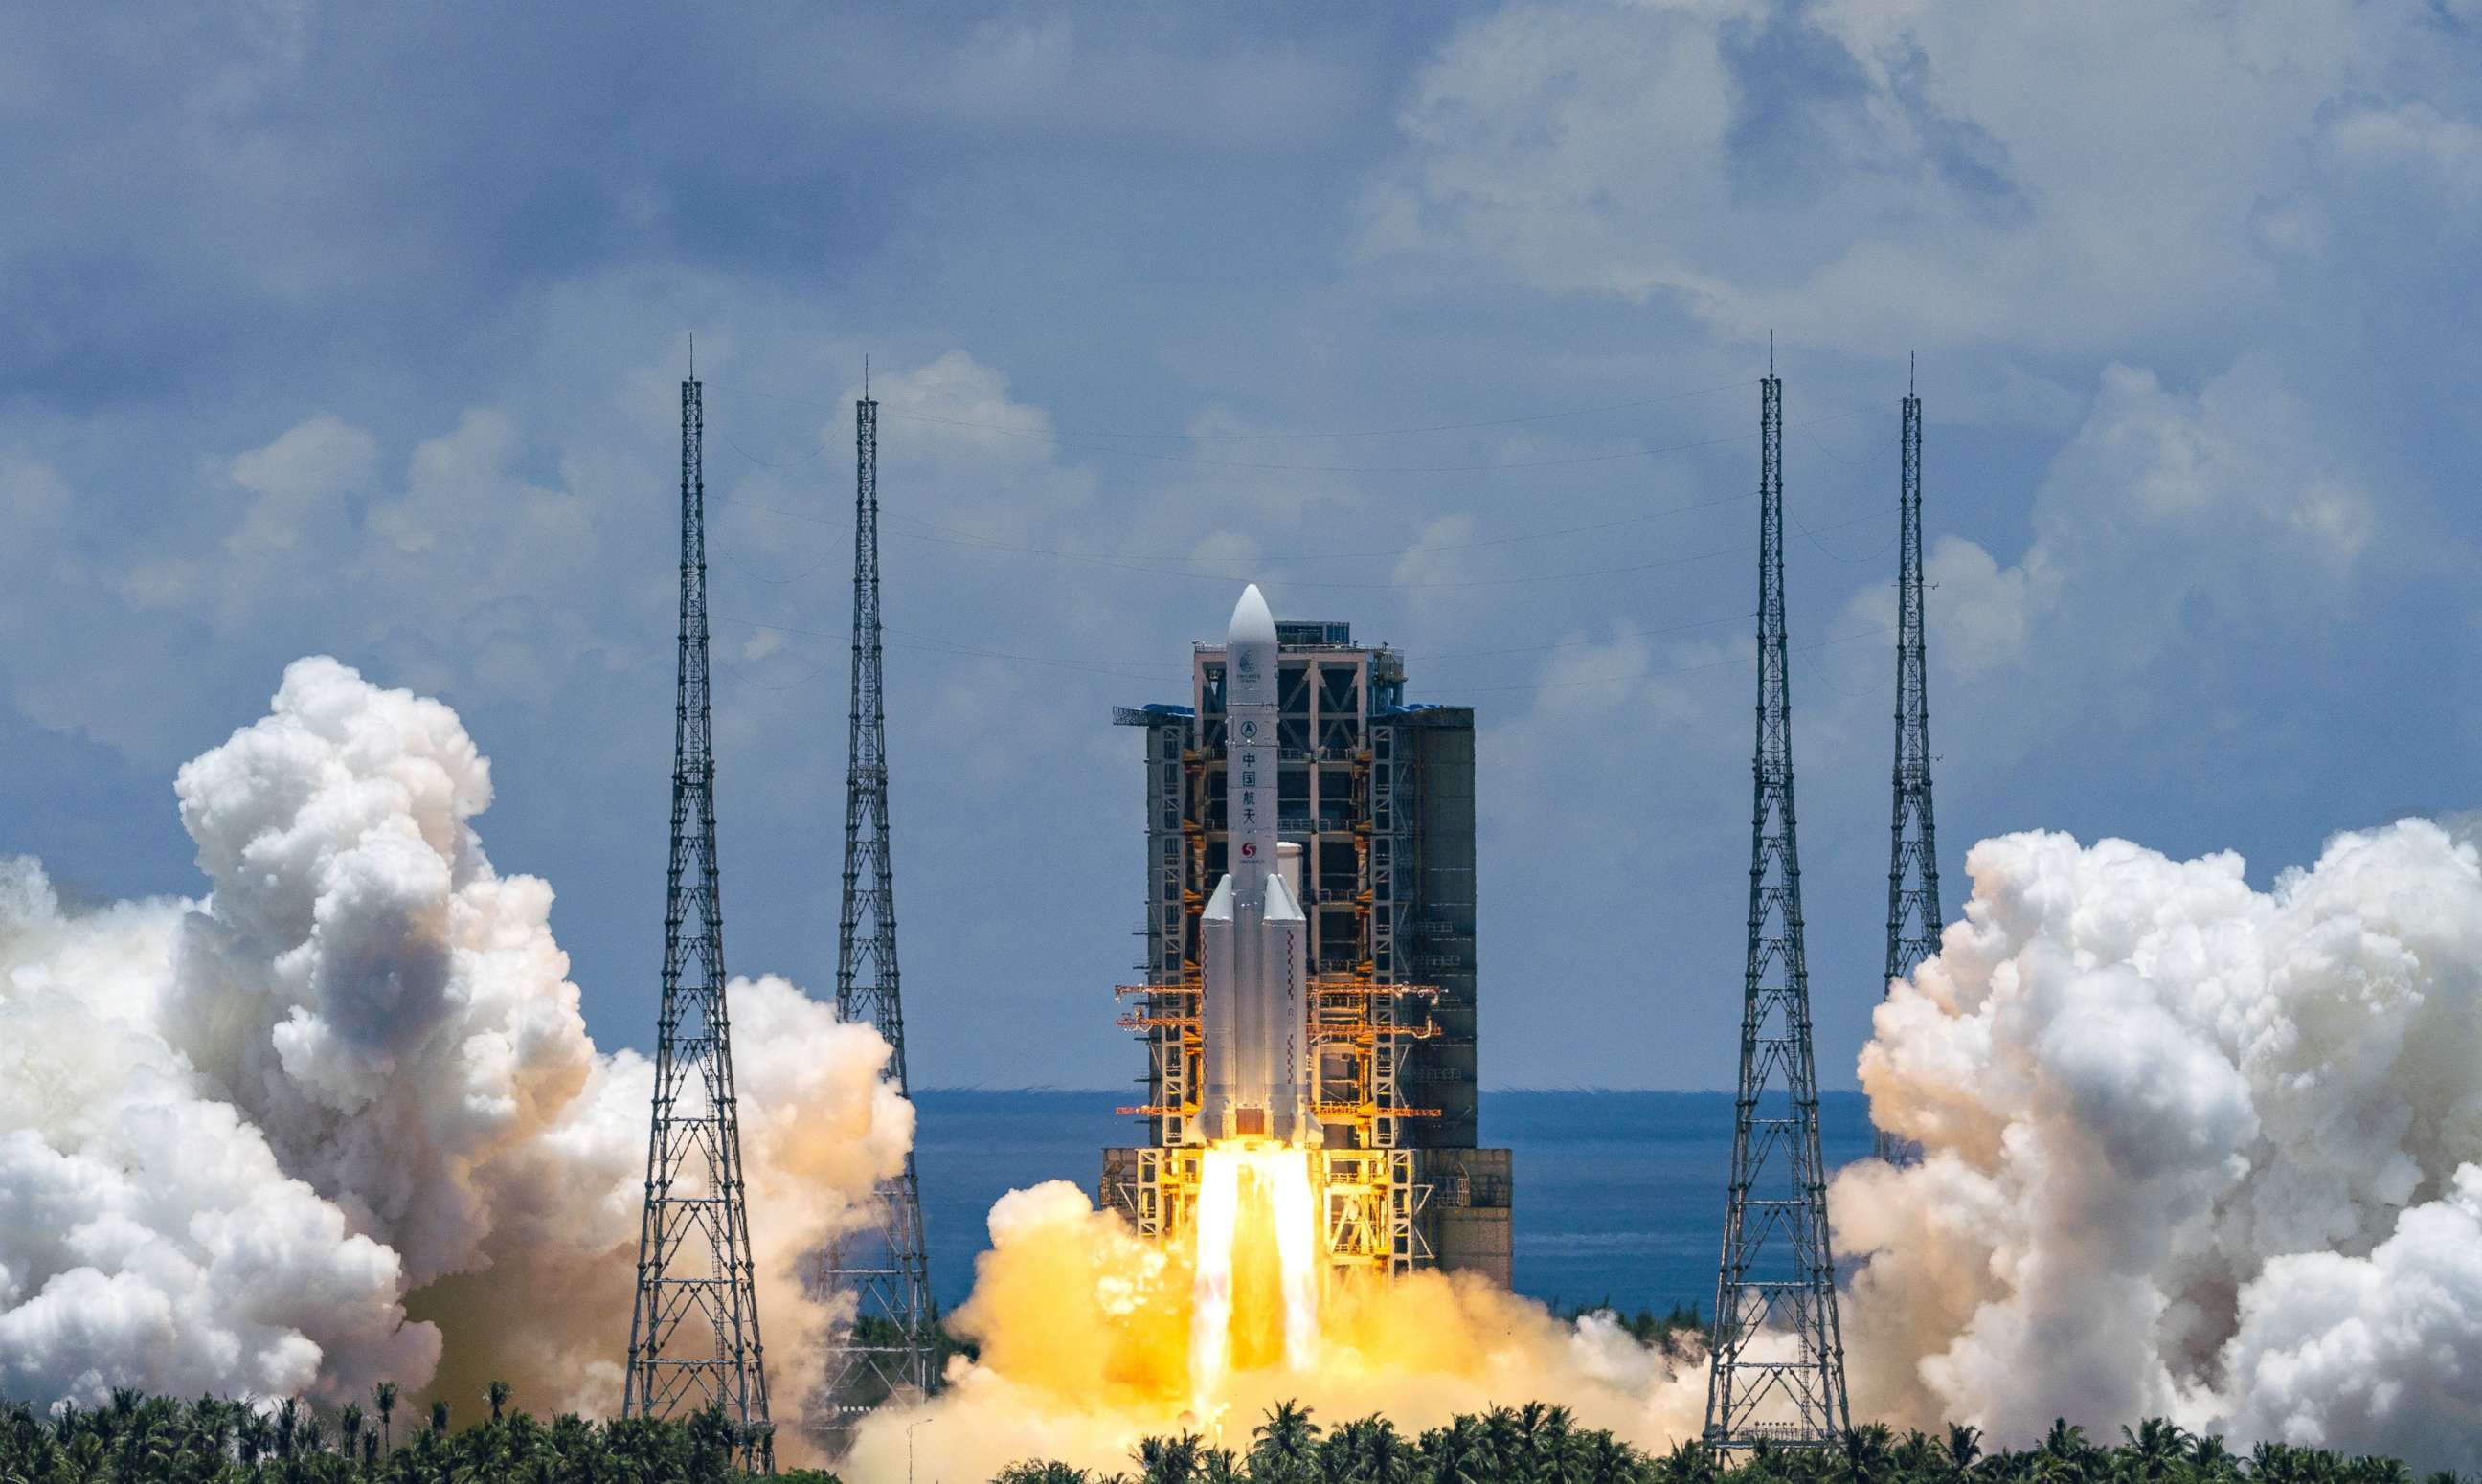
[624,365,775,1470]
[1704,365,1851,1450]
[816,371,940,1443]
[1107,611,1510,1287]
[1877,366,1940,1165]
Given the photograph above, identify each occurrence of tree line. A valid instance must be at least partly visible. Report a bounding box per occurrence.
[1,1388,2455,1484]
[0,1384,833,1484]
[1006,1403,2453,1484]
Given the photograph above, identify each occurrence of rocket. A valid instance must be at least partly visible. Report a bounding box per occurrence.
[1200,584,1319,1147]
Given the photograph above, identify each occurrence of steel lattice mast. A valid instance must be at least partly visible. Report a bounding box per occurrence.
[1876,363,1941,1165]
[625,360,775,1472]
[1705,359,1851,1452]
[817,366,939,1445]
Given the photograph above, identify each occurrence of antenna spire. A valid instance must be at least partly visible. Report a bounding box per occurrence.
[623,367,774,1473]
[1704,368,1851,1454]
[815,367,940,1450]
[1877,373,1941,1164]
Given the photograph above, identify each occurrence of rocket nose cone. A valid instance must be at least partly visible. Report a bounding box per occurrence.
[1230,584,1277,645]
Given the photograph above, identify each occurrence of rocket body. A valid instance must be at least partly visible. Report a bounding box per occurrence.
[1200,584,1318,1147]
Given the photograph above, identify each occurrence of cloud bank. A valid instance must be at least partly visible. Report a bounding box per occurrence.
[0,657,910,1425]
[1843,820,2482,1469]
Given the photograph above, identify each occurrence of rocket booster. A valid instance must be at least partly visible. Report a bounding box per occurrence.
[1200,584,1319,1147]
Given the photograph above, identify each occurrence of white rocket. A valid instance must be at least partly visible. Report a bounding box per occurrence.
[1200,584,1320,1147]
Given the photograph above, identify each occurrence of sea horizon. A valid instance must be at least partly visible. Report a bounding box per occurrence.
[911,1088,1876,1316]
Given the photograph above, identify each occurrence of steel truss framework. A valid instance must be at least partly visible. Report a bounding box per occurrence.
[625,372,775,1472]
[1878,374,1942,1165]
[816,377,940,1447]
[1112,678,1436,1283]
[1705,370,1852,1452]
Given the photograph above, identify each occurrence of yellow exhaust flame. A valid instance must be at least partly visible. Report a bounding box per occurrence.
[1190,1141,1320,1411]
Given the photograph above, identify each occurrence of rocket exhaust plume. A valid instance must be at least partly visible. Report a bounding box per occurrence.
[1190,1145,1320,1407]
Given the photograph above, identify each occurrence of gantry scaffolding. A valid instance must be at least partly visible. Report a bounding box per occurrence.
[1105,621,1508,1287]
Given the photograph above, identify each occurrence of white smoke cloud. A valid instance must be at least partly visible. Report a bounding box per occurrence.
[0,656,909,1424]
[1843,820,2482,1470]
[844,1180,1711,1484]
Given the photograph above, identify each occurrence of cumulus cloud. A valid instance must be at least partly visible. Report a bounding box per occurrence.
[0,657,909,1424]
[1363,0,2458,353]
[1842,820,2482,1470]
[2327,101,2482,211]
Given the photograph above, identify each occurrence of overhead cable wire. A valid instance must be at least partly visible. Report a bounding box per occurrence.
[873,378,1759,441]
[709,375,1754,441]
[716,486,1763,569]
[703,377,1869,474]
[846,410,1869,475]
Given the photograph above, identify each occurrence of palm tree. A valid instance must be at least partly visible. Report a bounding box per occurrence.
[1840,1421,1897,1483]
[2120,1417,2191,1483]
[486,1380,513,1425]
[1941,1423,1982,1475]
[1135,1429,1205,1484]
[430,1398,450,1436]
[237,1409,271,1466]
[2038,1419,2089,1462]
[372,1381,398,1452]
[1419,1415,1491,1484]
[1251,1400,1321,1484]
[1481,1405,1527,1477]
[2190,1432,2242,1482]
[1657,1437,1717,1484]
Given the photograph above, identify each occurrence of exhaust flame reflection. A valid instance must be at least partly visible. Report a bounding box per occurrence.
[1191,1142,1320,1412]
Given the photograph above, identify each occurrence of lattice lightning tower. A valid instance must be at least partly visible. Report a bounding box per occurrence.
[1704,360,1852,1452]
[625,361,775,1471]
[1877,363,1941,1165]
[817,366,939,1444]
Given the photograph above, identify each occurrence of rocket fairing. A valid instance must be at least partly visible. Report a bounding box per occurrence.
[1200,584,1320,1148]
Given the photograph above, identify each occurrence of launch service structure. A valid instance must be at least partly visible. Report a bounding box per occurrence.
[1704,367,1852,1452]
[624,367,775,1471]
[1106,586,1511,1289]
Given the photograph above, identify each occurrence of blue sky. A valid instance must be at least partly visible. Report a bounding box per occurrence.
[4,1,2478,1090]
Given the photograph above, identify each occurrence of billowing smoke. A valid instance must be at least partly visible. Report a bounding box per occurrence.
[15,654,2480,1474]
[0,657,911,1425]
[843,1181,1710,1483]
[1842,821,2482,1470]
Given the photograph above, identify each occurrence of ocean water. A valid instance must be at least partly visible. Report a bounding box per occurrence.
[911,1090,1875,1317]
